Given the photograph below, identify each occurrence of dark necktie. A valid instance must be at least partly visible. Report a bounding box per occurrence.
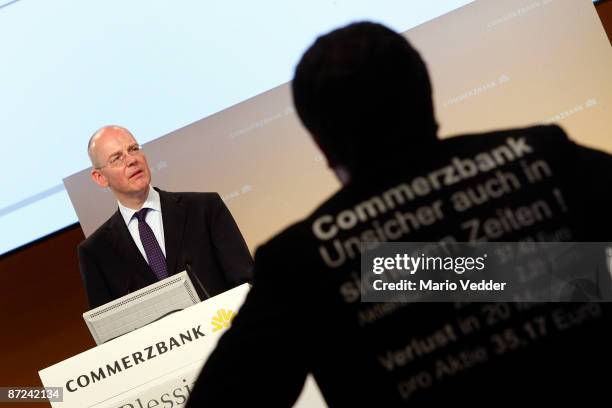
[134,208,168,280]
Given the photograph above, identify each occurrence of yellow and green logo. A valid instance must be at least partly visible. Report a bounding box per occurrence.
[211,308,236,332]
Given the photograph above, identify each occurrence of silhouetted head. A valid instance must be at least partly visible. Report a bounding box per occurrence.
[292,22,438,178]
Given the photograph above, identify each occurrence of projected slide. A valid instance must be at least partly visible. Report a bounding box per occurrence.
[63,0,612,253]
[0,0,473,255]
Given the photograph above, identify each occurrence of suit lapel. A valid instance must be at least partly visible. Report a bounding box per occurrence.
[106,209,155,282]
[158,188,186,275]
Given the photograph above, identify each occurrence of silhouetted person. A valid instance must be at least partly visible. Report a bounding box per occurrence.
[187,22,612,406]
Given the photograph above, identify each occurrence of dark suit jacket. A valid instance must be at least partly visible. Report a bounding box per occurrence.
[187,125,612,407]
[78,188,253,309]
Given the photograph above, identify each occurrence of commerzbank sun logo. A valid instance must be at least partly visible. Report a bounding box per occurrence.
[212,309,236,332]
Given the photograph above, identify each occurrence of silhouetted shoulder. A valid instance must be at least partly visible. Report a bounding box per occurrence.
[255,221,312,260]
[442,124,570,151]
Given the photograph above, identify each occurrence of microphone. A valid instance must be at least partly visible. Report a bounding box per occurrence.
[185,260,211,301]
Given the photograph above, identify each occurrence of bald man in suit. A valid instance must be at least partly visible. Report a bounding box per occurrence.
[78,126,253,309]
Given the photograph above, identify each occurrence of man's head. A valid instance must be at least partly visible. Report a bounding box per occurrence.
[88,125,151,206]
[292,22,438,176]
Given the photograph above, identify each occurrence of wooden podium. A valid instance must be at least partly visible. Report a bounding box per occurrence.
[39,284,324,407]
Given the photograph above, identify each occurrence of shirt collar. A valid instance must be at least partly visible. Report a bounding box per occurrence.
[118,185,162,225]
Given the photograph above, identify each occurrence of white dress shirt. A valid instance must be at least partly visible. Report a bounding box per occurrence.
[118,185,166,263]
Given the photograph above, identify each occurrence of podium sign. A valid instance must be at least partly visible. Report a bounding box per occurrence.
[40,284,249,407]
[39,284,324,407]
